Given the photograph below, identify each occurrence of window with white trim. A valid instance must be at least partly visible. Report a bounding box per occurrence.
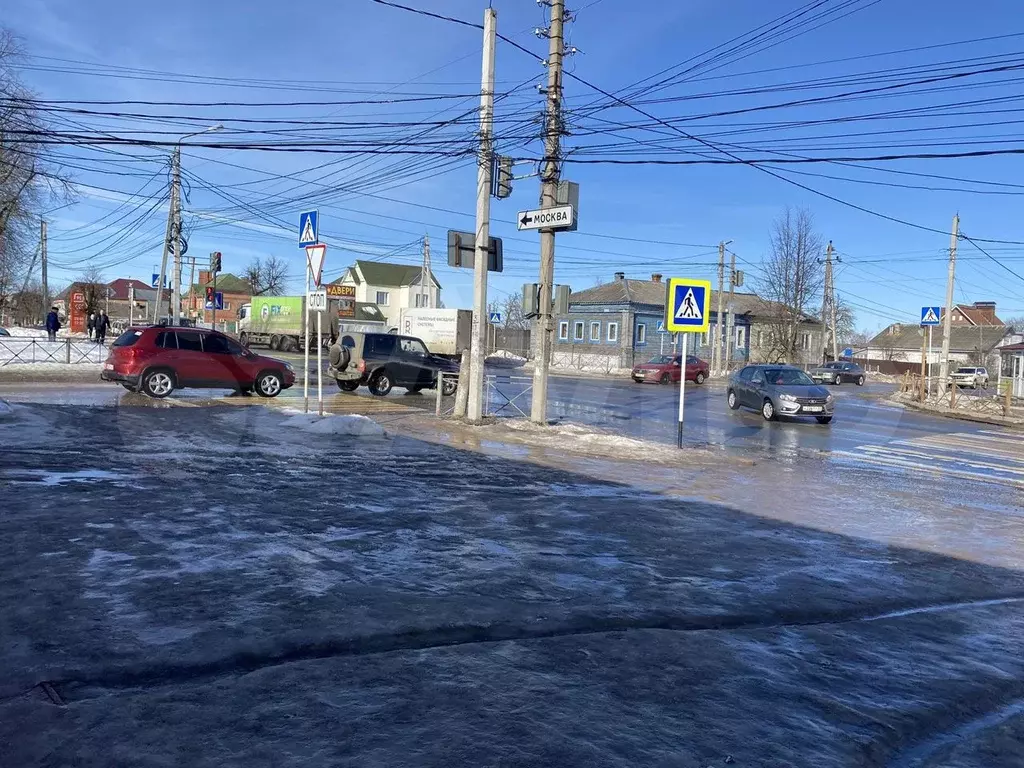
[736,326,746,348]
[376,290,390,306]
[636,323,647,345]
[607,322,619,342]
[573,321,585,341]
[590,321,601,341]
[558,321,569,341]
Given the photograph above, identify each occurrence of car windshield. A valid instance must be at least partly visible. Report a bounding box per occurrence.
[955,368,977,374]
[763,368,815,386]
[646,355,675,364]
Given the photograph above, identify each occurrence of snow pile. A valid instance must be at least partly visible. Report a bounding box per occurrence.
[280,411,385,437]
[498,419,679,460]
[0,398,13,418]
[486,349,527,368]
[2,327,45,338]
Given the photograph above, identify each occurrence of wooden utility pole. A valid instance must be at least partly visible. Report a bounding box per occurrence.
[713,241,725,376]
[938,214,959,394]
[725,250,736,371]
[920,329,927,402]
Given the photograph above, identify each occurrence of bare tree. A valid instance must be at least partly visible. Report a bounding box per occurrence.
[756,208,825,363]
[1005,315,1024,333]
[245,255,287,296]
[75,265,107,316]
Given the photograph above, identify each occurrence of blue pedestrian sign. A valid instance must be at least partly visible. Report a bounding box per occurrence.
[842,347,854,358]
[921,306,941,326]
[488,311,502,324]
[656,320,669,334]
[298,209,319,247]
[665,277,711,333]
[205,292,224,311]
[151,273,168,289]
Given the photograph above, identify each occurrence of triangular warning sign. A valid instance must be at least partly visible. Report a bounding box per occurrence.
[306,244,327,287]
[922,307,939,324]
[299,215,316,245]
[675,287,703,321]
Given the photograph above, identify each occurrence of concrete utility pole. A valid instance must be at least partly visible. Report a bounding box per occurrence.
[725,249,736,371]
[821,240,834,363]
[938,214,960,394]
[530,0,566,424]
[467,7,496,424]
[40,219,48,311]
[420,234,432,309]
[830,255,840,363]
[712,241,726,376]
[154,153,177,322]
[170,146,182,325]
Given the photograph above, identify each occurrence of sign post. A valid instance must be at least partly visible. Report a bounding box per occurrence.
[921,306,941,398]
[665,278,712,448]
[298,211,320,413]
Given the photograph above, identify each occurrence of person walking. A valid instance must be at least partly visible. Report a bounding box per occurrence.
[45,307,61,342]
[87,312,96,341]
[95,311,110,345]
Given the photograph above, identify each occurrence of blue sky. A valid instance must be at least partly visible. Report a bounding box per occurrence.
[7,0,1024,331]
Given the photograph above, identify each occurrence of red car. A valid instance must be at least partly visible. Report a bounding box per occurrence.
[631,354,709,385]
[101,325,295,399]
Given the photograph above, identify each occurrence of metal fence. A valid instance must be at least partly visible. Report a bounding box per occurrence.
[0,338,107,366]
[485,374,533,418]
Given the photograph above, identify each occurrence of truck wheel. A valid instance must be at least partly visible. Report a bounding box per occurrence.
[239,332,249,347]
[280,336,297,353]
[368,369,393,397]
[269,335,281,351]
[336,379,360,392]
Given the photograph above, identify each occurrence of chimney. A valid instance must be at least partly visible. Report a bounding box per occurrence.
[651,273,662,283]
[972,301,997,324]
[613,272,625,281]
[198,270,211,286]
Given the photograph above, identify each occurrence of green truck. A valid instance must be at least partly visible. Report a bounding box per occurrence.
[237,295,385,351]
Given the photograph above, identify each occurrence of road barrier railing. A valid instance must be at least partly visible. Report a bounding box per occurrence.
[0,338,107,366]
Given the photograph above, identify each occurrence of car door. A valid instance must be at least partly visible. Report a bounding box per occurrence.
[398,337,433,388]
[747,368,767,407]
[735,366,755,405]
[173,330,208,386]
[201,333,248,388]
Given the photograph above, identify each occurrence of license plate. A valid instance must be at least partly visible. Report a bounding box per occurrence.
[104,363,114,371]
[803,405,822,413]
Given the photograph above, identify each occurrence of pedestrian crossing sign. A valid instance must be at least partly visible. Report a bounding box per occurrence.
[665,277,711,333]
[298,209,319,247]
[920,306,941,326]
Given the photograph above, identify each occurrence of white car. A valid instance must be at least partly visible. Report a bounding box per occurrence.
[950,366,989,389]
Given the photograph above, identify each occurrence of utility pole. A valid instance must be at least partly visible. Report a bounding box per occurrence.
[530,0,566,424]
[938,214,959,395]
[725,249,736,371]
[712,241,725,376]
[830,254,840,363]
[467,7,496,424]
[821,240,834,363]
[170,147,182,325]
[420,234,432,309]
[40,219,48,312]
[154,153,177,322]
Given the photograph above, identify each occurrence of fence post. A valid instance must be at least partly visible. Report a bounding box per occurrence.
[1005,387,1012,417]
[436,373,444,417]
[950,382,957,409]
[65,339,71,364]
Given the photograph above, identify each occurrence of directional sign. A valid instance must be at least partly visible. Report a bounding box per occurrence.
[305,243,327,287]
[516,205,575,231]
[664,278,711,333]
[298,209,319,247]
[204,292,223,311]
[921,306,941,326]
[488,311,502,324]
[308,289,328,312]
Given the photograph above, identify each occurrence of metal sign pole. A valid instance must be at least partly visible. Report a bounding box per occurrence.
[927,325,933,396]
[317,310,323,416]
[677,332,688,449]
[303,267,310,414]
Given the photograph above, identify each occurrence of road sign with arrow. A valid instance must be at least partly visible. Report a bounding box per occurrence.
[516,205,575,231]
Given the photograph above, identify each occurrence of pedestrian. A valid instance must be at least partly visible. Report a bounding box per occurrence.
[87,312,96,341]
[95,311,110,345]
[45,306,61,342]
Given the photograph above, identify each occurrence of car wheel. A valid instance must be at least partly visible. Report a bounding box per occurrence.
[368,369,393,397]
[857,375,865,386]
[336,379,360,392]
[695,371,706,385]
[441,376,458,397]
[816,415,833,425]
[659,374,670,385]
[142,369,175,399]
[727,390,740,410]
[761,399,776,421]
[833,374,842,385]
[239,332,249,347]
[255,371,283,398]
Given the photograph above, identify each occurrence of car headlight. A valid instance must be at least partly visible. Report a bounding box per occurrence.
[779,393,797,402]
[284,363,294,372]
[826,393,834,402]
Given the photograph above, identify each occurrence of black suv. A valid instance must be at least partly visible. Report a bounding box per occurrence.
[327,332,460,397]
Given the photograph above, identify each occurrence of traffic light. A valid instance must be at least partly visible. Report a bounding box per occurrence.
[491,155,513,199]
[205,286,215,305]
[210,251,222,273]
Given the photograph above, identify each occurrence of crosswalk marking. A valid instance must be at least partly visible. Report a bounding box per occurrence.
[834,429,1024,489]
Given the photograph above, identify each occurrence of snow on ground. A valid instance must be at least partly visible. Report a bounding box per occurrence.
[486,349,527,368]
[0,337,106,365]
[279,409,386,436]
[0,398,13,417]
[497,418,686,461]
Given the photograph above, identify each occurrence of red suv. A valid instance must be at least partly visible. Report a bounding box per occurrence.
[101,325,295,399]
[631,354,709,385]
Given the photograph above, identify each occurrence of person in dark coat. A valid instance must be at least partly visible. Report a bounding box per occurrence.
[94,311,110,344]
[45,307,61,342]
[87,312,96,340]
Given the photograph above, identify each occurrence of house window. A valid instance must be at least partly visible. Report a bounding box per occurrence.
[376,291,390,306]
[558,321,569,341]
[590,321,601,341]
[800,331,811,350]
[755,330,763,347]
[736,326,746,348]
[573,321,585,341]
[636,323,647,345]
[607,322,619,342]
[223,301,231,311]
[414,293,429,308]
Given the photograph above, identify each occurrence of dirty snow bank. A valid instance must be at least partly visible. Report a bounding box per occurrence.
[486,350,527,368]
[0,399,13,417]
[280,410,385,437]
[497,419,685,461]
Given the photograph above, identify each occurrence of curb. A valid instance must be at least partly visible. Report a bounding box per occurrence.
[893,397,1024,430]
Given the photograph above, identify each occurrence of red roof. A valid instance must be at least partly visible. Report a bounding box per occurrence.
[1000,343,1024,353]
[106,278,151,301]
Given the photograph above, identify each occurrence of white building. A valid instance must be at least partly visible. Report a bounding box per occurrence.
[333,260,441,327]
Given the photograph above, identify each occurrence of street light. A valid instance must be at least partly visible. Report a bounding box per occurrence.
[168,124,223,323]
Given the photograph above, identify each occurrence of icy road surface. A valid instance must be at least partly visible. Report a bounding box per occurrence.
[1,401,1023,767]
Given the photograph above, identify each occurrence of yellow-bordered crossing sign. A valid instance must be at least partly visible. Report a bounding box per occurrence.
[664,277,711,333]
